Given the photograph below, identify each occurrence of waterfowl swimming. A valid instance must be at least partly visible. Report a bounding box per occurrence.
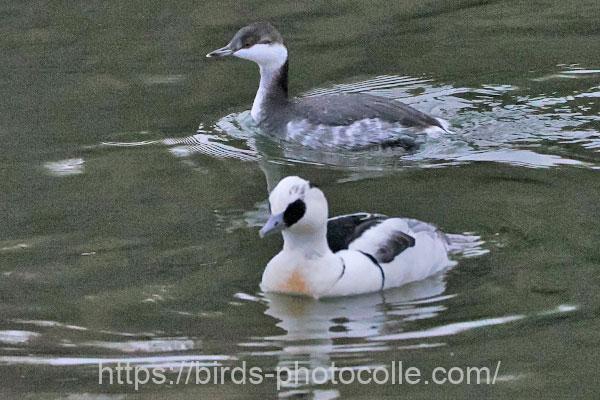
[259,176,455,298]
[207,22,447,150]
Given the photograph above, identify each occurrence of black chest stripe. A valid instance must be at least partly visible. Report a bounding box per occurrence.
[359,251,385,290]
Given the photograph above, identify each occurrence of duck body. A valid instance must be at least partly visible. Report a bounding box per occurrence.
[207,22,447,150]
[259,178,455,299]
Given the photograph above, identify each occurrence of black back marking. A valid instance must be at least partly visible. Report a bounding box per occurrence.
[283,199,306,227]
[326,213,386,252]
[327,213,416,263]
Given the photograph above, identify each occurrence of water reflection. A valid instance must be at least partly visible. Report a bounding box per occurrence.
[244,275,448,396]
[238,280,579,397]
[261,274,448,342]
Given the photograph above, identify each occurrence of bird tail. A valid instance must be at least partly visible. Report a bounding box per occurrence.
[434,117,453,133]
[444,232,489,258]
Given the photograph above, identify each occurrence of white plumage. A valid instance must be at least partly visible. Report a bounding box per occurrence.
[259,176,456,299]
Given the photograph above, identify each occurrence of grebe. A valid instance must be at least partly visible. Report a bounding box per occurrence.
[207,22,447,150]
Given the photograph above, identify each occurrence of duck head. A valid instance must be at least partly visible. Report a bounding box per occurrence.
[260,176,328,239]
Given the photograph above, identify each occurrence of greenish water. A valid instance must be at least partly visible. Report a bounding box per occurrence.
[1,1,599,398]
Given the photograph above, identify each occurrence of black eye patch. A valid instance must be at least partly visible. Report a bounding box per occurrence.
[283,199,306,227]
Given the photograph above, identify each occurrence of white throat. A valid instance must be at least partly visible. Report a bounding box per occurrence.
[282,225,331,259]
[233,43,288,123]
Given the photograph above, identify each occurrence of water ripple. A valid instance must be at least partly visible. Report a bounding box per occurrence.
[0,330,40,345]
[123,65,600,172]
[0,354,234,367]
[44,158,85,176]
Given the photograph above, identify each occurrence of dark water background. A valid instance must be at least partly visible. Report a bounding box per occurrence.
[1,1,599,398]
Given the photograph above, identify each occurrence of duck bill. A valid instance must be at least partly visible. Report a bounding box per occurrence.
[206,45,234,58]
[259,213,285,238]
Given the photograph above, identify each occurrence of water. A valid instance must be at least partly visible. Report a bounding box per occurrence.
[1,1,599,398]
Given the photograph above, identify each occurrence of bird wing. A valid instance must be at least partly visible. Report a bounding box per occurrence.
[327,214,416,264]
[371,230,416,263]
[294,93,442,128]
[342,217,418,264]
[326,213,387,252]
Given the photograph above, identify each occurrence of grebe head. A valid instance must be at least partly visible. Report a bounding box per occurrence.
[207,22,288,71]
[259,176,328,239]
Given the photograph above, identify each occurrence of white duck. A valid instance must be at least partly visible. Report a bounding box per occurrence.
[259,176,456,298]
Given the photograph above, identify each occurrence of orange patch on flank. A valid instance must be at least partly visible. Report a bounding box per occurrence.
[279,270,310,295]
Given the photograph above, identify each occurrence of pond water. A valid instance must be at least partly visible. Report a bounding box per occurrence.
[1,1,599,398]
